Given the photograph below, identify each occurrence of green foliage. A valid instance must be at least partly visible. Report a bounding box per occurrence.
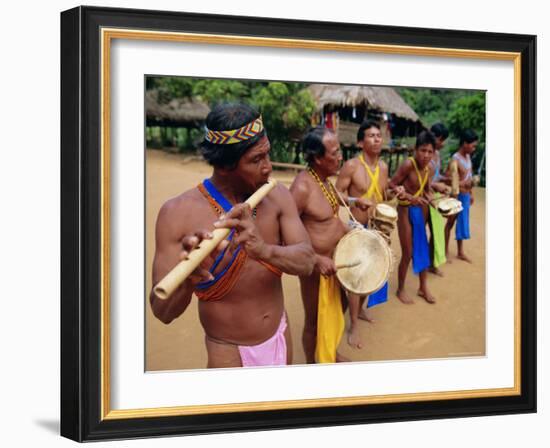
[398,88,478,129]
[250,82,316,162]
[188,129,203,150]
[447,93,486,140]
[446,93,486,186]
[286,89,317,131]
[192,79,250,104]
[150,77,195,103]
[252,82,291,136]
[396,87,485,141]
[145,127,163,149]
[147,77,487,175]
[146,77,316,163]
[397,87,486,186]
[439,137,460,169]
[251,83,293,163]
[172,128,204,153]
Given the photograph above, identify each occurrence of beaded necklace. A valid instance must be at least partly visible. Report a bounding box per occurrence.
[199,179,257,218]
[195,179,265,301]
[307,167,339,216]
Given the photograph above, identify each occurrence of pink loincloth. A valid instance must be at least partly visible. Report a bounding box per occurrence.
[238,313,288,367]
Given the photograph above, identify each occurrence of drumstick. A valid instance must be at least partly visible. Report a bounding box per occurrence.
[153,179,278,300]
[335,260,361,270]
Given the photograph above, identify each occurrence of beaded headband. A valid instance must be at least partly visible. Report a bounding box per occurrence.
[205,116,264,145]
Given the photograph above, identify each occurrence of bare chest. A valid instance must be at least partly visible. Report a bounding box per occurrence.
[350,164,387,198]
[404,169,429,195]
[302,182,339,222]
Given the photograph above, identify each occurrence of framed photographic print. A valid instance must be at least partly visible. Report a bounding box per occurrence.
[60,5,536,442]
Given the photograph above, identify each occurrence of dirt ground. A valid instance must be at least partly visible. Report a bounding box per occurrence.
[145,149,486,371]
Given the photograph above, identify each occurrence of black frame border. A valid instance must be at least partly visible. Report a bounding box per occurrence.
[60,5,536,442]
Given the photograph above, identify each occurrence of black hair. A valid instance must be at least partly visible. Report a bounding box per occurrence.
[200,103,266,169]
[302,126,334,166]
[357,120,381,142]
[415,130,436,149]
[430,122,449,140]
[459,129,479,146]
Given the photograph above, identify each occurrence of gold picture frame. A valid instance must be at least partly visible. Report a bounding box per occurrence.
[61,5,536,441]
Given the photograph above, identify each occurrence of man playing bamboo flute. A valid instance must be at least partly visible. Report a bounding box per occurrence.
[389,130,437,305]
[149,103,315,368]
[290,127,369,363]
[444,129,479,263]
[335,120,394,348]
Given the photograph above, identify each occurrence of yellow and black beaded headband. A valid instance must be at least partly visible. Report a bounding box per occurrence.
[205,116,264,145]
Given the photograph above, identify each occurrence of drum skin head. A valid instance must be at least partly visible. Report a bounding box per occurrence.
[437,197,463,217]
[375,203,398,221]
[334,228,392,295]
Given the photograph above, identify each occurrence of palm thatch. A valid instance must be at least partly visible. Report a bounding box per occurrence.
[308,84,419,122]
[145,89,210,127]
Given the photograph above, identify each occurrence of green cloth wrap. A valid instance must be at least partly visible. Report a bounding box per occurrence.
[429,193,447,268]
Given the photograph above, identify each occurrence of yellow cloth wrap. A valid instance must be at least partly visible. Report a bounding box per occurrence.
[359,153,384,202]
[398,157,429,206]
[315,275,345,363]
[429,192,447,268]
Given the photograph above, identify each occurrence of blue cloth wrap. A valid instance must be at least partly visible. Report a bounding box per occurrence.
[195,179,241,290]
[362,223,388,307]
[456,192,471,241]
[408,205,430,274]
[366,282,388,308]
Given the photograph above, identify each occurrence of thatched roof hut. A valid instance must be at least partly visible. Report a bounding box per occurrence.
[307,84,423,146]
[308,84,419,121]
[145,89,210,128]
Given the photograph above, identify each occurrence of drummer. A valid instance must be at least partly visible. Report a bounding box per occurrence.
[444,129,479,263]
[389,130,437,305]
[428,123,451,276]
[336,120,397,348]
[149,103,315,368]
[290,127,370,363]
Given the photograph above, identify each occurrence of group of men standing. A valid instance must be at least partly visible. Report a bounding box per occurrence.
[149,102,479,369]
